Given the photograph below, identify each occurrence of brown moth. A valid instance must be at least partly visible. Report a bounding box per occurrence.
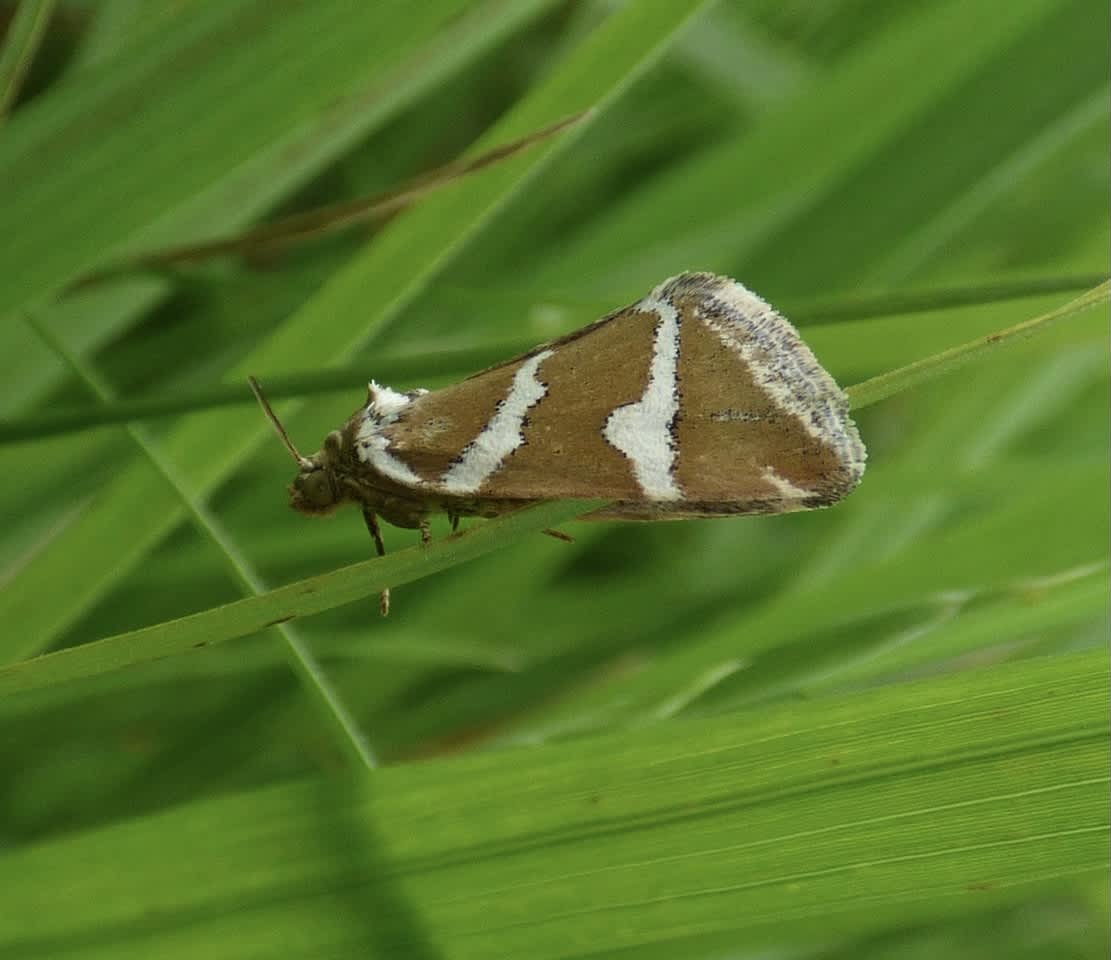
[250,272,866,613]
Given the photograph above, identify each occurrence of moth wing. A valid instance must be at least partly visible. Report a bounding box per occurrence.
[378,273,865,517]
[381,302,657,502]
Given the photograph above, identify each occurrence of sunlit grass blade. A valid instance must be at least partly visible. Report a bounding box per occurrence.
[4,650,1106,958]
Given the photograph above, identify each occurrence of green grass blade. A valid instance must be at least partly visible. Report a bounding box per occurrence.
[0,0,516,314]
[0,499,598,697]
[4,650,1106,958]
[847,281,1110,409]
[0,0,55,121]
[25,313,380,768]
[0,0,555,411]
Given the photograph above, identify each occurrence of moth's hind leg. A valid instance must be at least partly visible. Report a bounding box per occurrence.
[419,519,432,545]
[362,508,391,617]
[363,508,386,556]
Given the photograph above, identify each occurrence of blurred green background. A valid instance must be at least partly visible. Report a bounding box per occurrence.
[0,1,1107,957]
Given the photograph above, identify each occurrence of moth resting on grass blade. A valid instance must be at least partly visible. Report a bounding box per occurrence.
[249,272,866,615]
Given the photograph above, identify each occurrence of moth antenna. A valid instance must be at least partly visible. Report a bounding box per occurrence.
[247,376,313,469]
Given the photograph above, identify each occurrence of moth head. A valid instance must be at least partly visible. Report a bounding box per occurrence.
[288,432,345,515]
[248,377,347,516]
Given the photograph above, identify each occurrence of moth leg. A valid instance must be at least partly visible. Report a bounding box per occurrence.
[419,519,432,546]
[448,511,460,534]
[541,527,575,544]
[362,508,390,617]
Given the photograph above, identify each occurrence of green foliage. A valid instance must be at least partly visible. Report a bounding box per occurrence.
[0,1,1106,957]
[8,652,1108,959]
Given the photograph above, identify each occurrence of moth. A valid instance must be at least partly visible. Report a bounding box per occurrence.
[250,272,866,614]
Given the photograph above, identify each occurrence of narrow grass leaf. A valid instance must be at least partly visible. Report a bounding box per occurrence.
[0,500,599,697]
[0,0,55,121]
[847,282,1110,410]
